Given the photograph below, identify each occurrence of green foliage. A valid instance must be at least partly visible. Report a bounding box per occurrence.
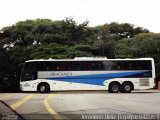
[30,44,68,59]
[115,33,160,78]
[65,44,93,58]
[115,33,160,57]
[1,18,160,91]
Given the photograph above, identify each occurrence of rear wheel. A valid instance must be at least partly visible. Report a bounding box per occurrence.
[109,82,120,93]
[121,83,132,93]
[38,83,50,93]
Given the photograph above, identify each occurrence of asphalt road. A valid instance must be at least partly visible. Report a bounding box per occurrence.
[0,90,160,120]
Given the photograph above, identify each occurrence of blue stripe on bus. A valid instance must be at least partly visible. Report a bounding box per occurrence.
[47,70,149,86]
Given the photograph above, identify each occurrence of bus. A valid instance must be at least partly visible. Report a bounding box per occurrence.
[20,57,155,93]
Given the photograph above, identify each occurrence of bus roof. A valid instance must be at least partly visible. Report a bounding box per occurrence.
[25,57,154,62]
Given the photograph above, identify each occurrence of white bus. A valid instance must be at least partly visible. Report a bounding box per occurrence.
[20,57,155,93]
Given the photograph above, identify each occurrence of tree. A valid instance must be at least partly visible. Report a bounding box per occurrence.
[91,22,149,58]
[30,44,68,59]
[115,33,160,79]
[0,18,156,92]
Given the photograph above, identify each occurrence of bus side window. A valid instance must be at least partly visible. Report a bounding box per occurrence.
[55,65,60,71]
[53,62,61,71]
[86,62,93,70]
[52,61,69,71]
[71,61,85,71]
[43,62,52,71]
[86,61,102,71]
[59,64,65,70]
[138,61,152,70]
[97,62,103,70]
[45,66,50,71]
[56,66,60,70]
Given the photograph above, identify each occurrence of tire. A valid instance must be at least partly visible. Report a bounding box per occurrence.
[38,84,50,93]
[121,83,132,93]
[109,82,120,93]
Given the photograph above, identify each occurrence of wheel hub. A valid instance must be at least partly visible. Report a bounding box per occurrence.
[112,85,118,91]
[125,85,130,91]
[40,86,45,92]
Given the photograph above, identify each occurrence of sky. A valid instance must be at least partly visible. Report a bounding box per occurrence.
[0,0,160,33]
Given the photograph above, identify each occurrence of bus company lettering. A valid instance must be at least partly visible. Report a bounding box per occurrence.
[49,72,72,77]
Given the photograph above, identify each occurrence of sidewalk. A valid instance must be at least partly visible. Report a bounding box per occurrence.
[0,100,23,120]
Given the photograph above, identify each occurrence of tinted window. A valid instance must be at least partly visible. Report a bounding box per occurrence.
[103,61,116,70]
[86,61,103,70]
[137,61,152,70]
[36,61,54,71]
[54,61,70,71]
[22,60,152,76]
[21,60,152,81]
[21,62,37,81]
[70,61,86,71]
[102,60,152,71]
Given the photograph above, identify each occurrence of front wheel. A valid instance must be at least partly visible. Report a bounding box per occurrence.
[38,83,50,93]
[109,82,120,93]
